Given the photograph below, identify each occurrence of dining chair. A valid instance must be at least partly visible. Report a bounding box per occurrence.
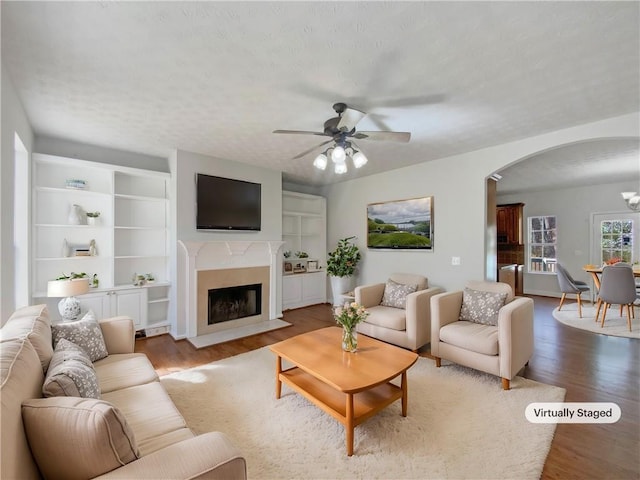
[595,264,637,331]
[556,263,591,318]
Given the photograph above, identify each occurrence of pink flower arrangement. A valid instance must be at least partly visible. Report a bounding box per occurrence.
[334,302,369,330]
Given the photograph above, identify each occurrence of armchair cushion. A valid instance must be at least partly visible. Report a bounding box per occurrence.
[43,338,101,399]
[52,311,108,362]
[439,321,499,356]
[381,279,418,309]
[363,305,407,331]
[459,288,508,326]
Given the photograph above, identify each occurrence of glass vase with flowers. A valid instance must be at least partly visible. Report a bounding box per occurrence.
[334,302,369,352]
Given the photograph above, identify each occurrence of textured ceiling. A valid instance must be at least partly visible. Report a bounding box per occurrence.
[2,1,639,187]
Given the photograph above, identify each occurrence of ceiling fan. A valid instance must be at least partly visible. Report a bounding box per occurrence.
[273,102,411,173]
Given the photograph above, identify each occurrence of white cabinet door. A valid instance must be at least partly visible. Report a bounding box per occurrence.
[302,272,326,304]
[113,289,147,328]
[79,292,111,319]
[282,276,303,309]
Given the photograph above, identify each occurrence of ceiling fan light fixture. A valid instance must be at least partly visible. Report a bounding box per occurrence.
[331,145,346,164]
[352,151,368,169]
[335,163,347,174]
[313,153,328,170]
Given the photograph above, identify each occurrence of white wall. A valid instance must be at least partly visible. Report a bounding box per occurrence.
[169,149,283,338]
[320,113,639,294]
[499,181,640,297]
[1,64,34,323]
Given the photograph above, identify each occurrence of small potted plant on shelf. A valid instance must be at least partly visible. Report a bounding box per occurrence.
[86,211,100,226]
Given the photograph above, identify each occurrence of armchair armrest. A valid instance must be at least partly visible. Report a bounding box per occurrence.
[430,291,463,356]
[98,316,135,355]
[94,432,246,480]
[498,297,534,380]
[355,283,385,308]
[405,287,444,347]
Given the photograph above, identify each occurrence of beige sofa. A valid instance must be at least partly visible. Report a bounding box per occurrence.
[355,273,444,351]
[0,304,246,480]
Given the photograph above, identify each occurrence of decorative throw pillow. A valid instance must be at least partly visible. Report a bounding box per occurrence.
[43,338,100,399]
[381,279,418,309]
[51,310,108,362]
[22,397,140,480]
[459,288,508,326]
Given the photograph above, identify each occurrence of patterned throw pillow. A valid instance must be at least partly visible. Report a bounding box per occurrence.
[381,279,418,309]
[51,311,108,362]
[459,288,508,326]
[43,338,100,399]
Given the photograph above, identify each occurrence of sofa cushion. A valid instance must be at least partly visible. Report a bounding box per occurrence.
[102,381,190,456]
[459,288,507,326]
[52,311,108,362]
[440,320,499,356]
[94,353,159,394]
[0,304,52,372]
[22,397,140,480]
[43,338,100,399]
[381,279,418,309]
[363,305,407,331]
[0,337,44,480]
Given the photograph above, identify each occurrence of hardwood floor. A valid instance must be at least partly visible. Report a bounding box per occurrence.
[136,296,640,479]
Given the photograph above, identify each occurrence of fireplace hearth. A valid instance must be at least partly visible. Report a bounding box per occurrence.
[208,284,262,325]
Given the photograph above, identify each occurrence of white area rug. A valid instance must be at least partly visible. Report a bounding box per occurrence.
[552,303,640,339]
[161,346,565,479]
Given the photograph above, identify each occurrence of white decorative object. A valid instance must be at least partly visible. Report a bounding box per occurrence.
[68,204,84,225]
[47,278,90,322]
[62,239,70,258]
[89,239,97,256]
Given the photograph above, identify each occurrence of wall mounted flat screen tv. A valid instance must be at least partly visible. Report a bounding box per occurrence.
[196,173,261,231]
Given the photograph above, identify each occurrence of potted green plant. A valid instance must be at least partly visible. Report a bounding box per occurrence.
[326,236,361,305]
[86,211,100,225]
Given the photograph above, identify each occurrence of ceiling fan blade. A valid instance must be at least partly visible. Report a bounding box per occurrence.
[337,107,366,131]
[354,131,411,143]
[292,139,334,159]
[273,129,328,137]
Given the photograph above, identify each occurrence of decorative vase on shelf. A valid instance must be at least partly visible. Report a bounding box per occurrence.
[62,239,70,258]
[342,327,358,353]
[68,204,84,225]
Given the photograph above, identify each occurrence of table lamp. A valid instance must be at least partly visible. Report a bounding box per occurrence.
[47,278,90,322]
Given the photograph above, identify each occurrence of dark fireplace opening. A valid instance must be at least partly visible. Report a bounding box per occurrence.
[208,283,262,325]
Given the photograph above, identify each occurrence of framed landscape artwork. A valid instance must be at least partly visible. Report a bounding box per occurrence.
[367,196,433,250]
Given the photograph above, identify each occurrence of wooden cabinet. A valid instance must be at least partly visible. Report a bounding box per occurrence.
[31,153,170,332]
[496,203,524,245]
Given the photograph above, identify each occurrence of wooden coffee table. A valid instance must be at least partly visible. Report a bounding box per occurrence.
[269,327,418,456]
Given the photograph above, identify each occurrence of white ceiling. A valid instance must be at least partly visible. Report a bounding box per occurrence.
[2,1,639,188]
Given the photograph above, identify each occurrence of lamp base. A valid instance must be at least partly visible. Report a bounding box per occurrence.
[58,296,82,322]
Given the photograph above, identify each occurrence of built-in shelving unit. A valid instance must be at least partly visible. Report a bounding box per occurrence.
[282,191,327,310]
[32,153,170,333]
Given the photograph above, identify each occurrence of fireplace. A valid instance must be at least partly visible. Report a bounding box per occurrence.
[208,284,262,325]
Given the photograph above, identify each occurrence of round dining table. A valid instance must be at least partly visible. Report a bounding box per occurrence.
[583,265,640,290]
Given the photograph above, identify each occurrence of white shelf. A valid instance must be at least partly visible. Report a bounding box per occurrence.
[32,153,171,331]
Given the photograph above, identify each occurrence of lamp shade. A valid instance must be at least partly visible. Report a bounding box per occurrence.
[47,278,90,298]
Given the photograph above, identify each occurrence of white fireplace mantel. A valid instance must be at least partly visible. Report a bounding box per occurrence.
[178,240,285,339]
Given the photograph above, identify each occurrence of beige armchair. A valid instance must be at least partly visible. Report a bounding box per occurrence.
[354,273,444,351]
[430,281,534,390]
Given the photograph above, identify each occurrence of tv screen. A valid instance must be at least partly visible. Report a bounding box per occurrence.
[196,174,261,231]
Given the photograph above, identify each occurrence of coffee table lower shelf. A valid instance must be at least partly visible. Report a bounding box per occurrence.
[279,366,405,455]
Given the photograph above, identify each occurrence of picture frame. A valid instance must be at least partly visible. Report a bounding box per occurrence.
[307,260,319,271]
[293,261,307,273]
[283,261,293,274]
[367,196,434,250]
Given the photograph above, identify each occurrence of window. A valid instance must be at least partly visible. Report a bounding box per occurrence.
[528,216,557,273]
[600,219,634,263]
